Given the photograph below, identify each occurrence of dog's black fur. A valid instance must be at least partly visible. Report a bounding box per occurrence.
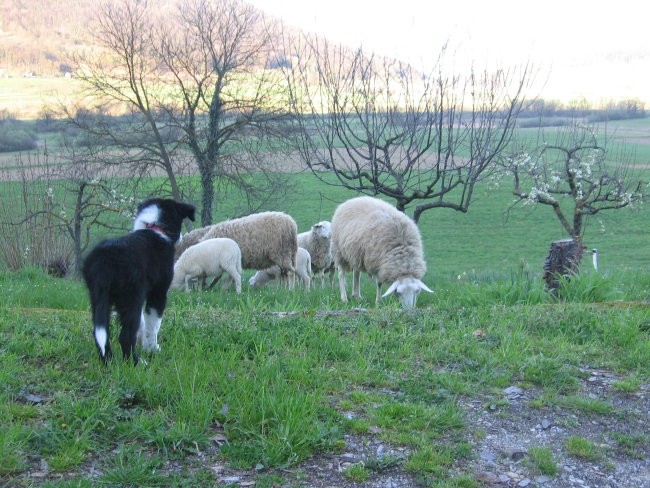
[82,198,195,364]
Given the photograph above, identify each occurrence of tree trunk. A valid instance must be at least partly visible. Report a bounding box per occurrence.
[200,167,215,226]
[542,238,584,296]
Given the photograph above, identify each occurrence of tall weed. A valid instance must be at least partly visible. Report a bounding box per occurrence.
[554,271,620,302]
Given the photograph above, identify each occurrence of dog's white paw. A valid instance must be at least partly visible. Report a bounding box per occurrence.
[142,343,161,353]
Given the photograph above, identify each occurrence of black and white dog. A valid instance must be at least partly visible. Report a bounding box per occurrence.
[82,198,196,364]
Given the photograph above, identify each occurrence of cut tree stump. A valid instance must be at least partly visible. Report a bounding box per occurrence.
[543,238,584,295]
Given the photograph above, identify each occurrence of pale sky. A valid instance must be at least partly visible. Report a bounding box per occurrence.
[248,0,650,103]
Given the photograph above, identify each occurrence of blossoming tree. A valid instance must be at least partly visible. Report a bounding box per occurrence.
[499,122,647,290]
[501,123,645,241]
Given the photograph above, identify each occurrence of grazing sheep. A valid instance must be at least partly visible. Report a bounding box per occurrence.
[176,211,298,285]
[298,221,334,287]
[174,226,211,260]
[331,196,432,308]
[249,247,312,289]
[171,238,242,293]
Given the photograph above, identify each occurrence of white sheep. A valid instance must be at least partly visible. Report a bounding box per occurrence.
[171,238,242,293]
[298,221,334,287]
[249,247,312,289]
[175,226,211,260]
[331,196,433,308]
[176,211,298,287]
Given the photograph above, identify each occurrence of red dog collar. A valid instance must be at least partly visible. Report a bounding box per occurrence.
[145,223,169,237]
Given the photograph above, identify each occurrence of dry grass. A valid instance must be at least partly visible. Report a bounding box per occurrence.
[0,77,84,120]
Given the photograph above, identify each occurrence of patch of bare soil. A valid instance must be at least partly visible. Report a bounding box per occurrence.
[458,369,649,488]
[189,368,649,488]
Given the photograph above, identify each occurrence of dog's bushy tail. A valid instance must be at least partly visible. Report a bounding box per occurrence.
[84,273,113,360]
[88,284,111,328]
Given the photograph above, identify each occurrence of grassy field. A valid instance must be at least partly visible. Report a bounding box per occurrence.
[1,165,649,486]
[0,112,649,485]
[0,77,84,120]
[1,265,649,486]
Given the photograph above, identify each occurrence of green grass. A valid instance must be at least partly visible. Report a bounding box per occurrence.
[0,267,648,485]
[0,118,649,485]
[610,432,649,459]
[565,436,603,461]
[342,463,370,482]
[527,446,558,476]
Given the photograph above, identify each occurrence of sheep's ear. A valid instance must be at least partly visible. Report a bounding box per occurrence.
[382,281,399,297]
[382,279,434,298]
[418,281,434,293]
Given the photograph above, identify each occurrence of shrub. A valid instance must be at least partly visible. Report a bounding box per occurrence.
[0,121,38,152]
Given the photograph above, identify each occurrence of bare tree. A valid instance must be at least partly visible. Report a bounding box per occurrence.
[66,0,186,202]
[0,147,136,275]
[68,0,291,226]
[54,144,140,275]
[155,0,292,225]
[281,36,532,222]
[0,152,71,272]
[501,122,646,240]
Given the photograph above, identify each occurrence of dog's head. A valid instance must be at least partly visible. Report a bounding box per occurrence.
[133,199,196,243]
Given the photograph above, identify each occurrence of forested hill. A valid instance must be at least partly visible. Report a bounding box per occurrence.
[0,0,191,77]
[1,0,99,76]
[3,0,650,104]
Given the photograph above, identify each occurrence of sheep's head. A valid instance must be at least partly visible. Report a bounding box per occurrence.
[313,221,332,240]
[382,277,433,309]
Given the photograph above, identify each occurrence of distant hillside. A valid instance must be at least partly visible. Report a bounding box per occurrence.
[0,0,100,76]
[0,0,200,77]
[2,0,649,106]
[0,0,303,79]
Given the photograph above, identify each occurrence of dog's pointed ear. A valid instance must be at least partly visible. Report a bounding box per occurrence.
[178,202,196,222]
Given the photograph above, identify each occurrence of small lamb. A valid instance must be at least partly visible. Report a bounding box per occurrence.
[171,238,242,293]
[331,196,432,308]
[298,221,334,287]
[249,247,312,290]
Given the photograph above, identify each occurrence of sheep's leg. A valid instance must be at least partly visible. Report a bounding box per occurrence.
[302,271,311,290]
[287,270,296,290]
[352,269,361,299]
[338,266,348,302]
[221,278,232,291]
[375,280,383,305]
[205,274,223,291]
[281,269,295,290]
[228,267,242,293]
